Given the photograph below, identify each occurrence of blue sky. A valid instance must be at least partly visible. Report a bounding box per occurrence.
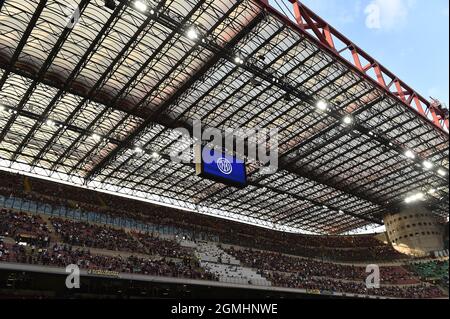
[270,0,450,106]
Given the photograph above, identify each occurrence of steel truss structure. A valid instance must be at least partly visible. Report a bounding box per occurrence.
[0,0,448,234]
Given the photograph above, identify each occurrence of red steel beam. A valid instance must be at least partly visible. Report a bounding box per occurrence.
[256,0,449,135]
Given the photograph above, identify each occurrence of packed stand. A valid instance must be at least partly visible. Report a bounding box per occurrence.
[225,247,419,285]
[132,231,192,259]
[50,217,145,254]
[0,238,9,262]
[266,272,445,298]
[220,232,405,262]
[0,211,445,298]
[224,247,446,298]
[0,209,51,247]
[3,242,216,281]
[408,260,449,290]
[0,171,406,263]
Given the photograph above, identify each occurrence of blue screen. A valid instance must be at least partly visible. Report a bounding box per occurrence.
[201,147,247,187]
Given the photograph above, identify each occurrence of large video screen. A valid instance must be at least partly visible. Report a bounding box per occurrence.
[196,146,247,187]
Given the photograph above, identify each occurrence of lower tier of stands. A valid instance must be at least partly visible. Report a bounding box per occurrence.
[407,260,449,291]
[264,272,444,299]
[0,242,215,281]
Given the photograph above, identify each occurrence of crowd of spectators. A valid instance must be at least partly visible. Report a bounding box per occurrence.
[265,272,445,298]
[0,238,9,262]
[132,231,191,259]
[0,208,446,299]
[2,242,216,281]
[0,172,447,300]
[224,247,446,298]
[407,260,449,290]
[0,171,405,263]
[219,230,384,249]
[49,217,199,262]
[225,247,419,285]
[50,217,146,254]
[0,209,51,247]
[219,232,405,262]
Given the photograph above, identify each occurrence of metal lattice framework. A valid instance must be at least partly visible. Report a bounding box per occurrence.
[0,0,448,234]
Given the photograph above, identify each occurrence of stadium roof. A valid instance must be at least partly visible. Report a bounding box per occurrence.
[0,0,448,234]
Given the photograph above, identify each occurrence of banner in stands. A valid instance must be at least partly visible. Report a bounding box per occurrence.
[87,269,120,278]
[306,289,321,295]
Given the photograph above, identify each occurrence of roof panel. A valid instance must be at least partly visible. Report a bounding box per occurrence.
[0,0,447,234]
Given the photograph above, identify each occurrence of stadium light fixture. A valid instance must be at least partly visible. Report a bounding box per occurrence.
[428,188,437,195]
[404,150,415,159]
[342,115,353,125]
[134,0,147,12]
[91,133,101,141]
[186,27,199,40]
[133,146,144,154]
[234,56,244,65]
[151,152,159,159]
[437,169,447,177]
[405,192,425,204]
[46,119,55,127]
[415,192,425,200]
[316,100,328,111]
[422,160,434,170]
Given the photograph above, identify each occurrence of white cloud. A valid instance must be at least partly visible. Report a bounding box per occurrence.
[364,0,412,30]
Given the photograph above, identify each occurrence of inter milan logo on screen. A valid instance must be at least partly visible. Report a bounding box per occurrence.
[217,157,233,175]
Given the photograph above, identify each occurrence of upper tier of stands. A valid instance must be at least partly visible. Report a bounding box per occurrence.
[0,171,406,262]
